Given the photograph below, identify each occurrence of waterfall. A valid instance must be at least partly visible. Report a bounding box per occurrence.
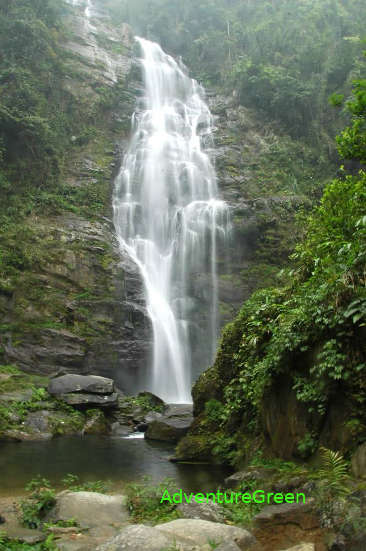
[113,38,231,403]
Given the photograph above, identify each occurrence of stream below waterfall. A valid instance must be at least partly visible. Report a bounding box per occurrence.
[0,436,229,496]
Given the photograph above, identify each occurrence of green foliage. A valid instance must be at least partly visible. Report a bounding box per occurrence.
[19,474,110,531]
[221,481,265,527]
[125,476,180,524]
[336,75,366,162]
[315,447,350,496]
[204,399,225,425]
[20,477,56,529]
[313,448,356,531]
[0,374,85,436]
[297,433,318,459]
[61,474,110,494]
[0,1,70,189]
[189,70,366,464]
[123,394,165,413]
[0,533,57,551]
[105,0,366,142]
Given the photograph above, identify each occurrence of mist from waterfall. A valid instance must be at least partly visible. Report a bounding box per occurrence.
[113,38,231,403]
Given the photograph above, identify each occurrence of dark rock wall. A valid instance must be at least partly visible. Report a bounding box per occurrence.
[0,5,152,394]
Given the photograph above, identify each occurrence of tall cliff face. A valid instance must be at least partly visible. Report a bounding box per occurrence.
[0,1,330,394]
[1,2,153,393]
[209,94,317,325]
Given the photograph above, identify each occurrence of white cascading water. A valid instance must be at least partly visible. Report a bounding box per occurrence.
[113,38,230,403]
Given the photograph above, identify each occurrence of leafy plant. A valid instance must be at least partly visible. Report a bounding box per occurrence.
[61,474,110,494]
[314,448,353,531]
[125,476,180,524]
[315,447,350,496]
[297,433,318,459]
[20,477,56,529]
[0,533,57,551]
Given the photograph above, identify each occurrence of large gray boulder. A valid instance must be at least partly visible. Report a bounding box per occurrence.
[156,519,256,550]
[96,525,173,551]
[145,404,193,442]
[97,520,256,551]
[47,491,128,529]
[48,374,114,395]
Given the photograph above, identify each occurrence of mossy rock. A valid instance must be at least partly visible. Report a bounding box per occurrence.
[175,434,213,462]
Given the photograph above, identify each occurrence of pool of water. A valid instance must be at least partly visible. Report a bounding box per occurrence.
[0,435,230,495]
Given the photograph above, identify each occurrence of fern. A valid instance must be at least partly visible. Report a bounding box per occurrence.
[316,447,350,497]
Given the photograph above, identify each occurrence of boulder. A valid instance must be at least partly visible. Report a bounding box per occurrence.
[254,502,319,531]
[351,442,366,478]
[58,392,118,408]
[156,519,256,550]
[48,374,114,396]
[145,404,193,442]
[47,491,129,529]
[96,525,172,551]
[98,519,256,551]
[177,499,226,523]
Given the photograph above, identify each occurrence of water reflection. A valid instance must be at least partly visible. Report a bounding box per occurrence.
[0,436,229,495]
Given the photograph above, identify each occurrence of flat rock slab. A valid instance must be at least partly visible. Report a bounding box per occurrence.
[156,519,256,550]
[47,491,128,529]
[60,392,118,408]
[0,429,53,442]
[48,374,114,395]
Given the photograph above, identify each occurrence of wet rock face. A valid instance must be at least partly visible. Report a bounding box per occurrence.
[0,3,153,393]
[207,93,311,326]
[3,214,152,392]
